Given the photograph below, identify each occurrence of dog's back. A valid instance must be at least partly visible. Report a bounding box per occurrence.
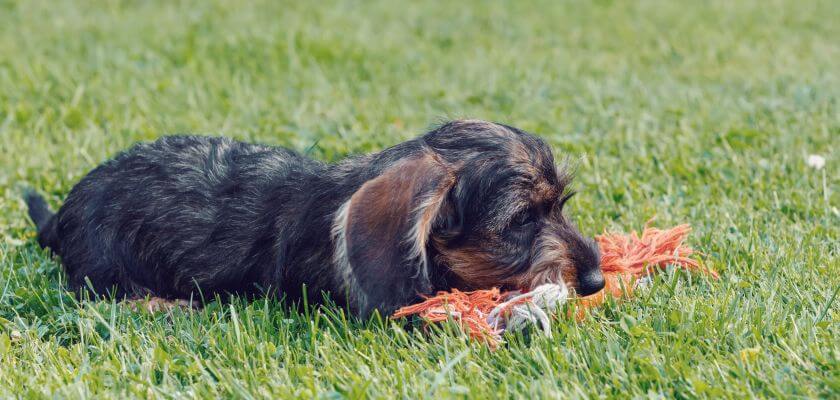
[26,135,331,300]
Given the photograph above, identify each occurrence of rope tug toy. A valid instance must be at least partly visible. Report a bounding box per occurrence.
[392,222,718,347]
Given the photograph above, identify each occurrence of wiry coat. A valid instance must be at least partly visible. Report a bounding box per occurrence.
[26,120,603,316]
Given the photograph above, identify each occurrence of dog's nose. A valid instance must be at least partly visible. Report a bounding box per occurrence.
[577,271,606,296]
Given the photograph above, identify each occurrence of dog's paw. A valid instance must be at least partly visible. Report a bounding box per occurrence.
[126,297,198,313]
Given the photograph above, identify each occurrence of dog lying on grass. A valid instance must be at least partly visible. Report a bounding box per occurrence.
[25,120,603,316]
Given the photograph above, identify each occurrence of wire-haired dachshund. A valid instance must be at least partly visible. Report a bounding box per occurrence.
[25,120,603,316]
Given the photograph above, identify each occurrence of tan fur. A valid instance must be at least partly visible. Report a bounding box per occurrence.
[520,229,575,292]
[432,242,513,288]
[407,166,456,266]
[331,199,367,309]
[331,152,455,311]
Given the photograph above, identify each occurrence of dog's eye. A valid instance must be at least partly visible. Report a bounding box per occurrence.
[512,209,536,227]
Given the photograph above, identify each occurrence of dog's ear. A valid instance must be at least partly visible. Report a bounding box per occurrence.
[333,152,454,316]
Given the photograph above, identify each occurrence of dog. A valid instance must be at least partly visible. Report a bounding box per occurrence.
[25,120,604,316]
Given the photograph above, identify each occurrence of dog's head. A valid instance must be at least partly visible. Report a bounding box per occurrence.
[333,120,603,315]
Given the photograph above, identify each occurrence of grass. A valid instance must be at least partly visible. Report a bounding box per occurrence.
[0,0,838,398]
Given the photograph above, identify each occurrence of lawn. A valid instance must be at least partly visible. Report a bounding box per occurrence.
[0,0,838,398]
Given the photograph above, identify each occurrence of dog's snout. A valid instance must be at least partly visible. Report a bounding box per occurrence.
[577,270,605,296]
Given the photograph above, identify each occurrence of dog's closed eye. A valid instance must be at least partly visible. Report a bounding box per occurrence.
[511,208,536,227]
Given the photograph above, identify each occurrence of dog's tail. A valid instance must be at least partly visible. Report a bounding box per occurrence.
[24,188,59,250]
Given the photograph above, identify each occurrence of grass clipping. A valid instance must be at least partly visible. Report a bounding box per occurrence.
[392,222,717,347]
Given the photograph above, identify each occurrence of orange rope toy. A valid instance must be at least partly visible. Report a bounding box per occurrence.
[392,222,717,346]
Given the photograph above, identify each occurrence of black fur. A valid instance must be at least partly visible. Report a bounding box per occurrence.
[24,188,53,230]
[24,188,58,250]
[26,120,603,316]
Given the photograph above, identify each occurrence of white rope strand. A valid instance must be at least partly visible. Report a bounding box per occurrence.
[486,283,570,339]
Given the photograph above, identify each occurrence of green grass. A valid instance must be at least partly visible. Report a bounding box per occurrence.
[1,0,838,398]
